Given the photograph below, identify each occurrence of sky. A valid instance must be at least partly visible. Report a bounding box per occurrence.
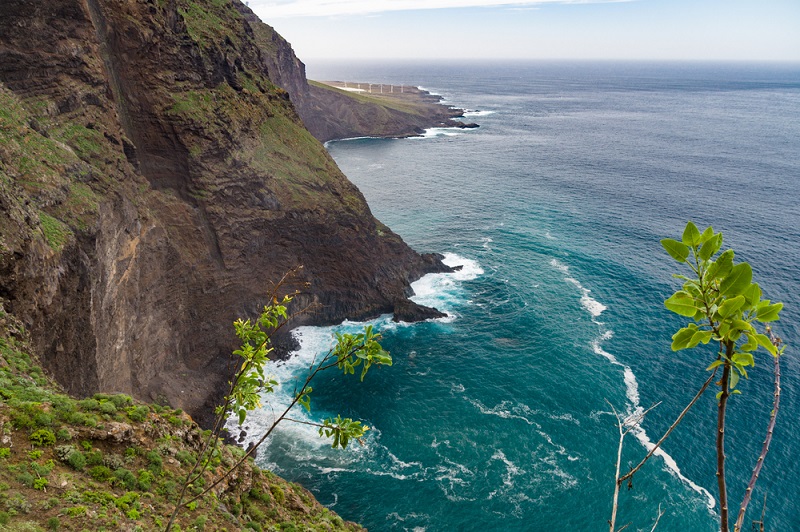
[247,0,800,62]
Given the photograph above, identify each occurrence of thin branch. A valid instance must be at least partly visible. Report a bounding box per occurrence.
[620,369,717,484]
[283,417,326,429]
[608,400,661,532]
[734,329,782,532]
[650,504,665,532]
[608,400,625,532]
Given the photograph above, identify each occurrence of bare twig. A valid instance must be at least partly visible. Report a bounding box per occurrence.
[608,400,660,532]
[619,369,717,485]
[650,504,665,532]
[734,329,782,532]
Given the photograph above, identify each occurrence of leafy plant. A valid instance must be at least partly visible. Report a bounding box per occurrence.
[29,429,56,447]
[166,271,393,530]
[608,222,785,532]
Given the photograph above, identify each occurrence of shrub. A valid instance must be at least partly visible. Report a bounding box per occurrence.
[86,450,103,466]
[269,484,285,505]
[113,468,137,490]
[27,450,43,460]
[82,490,115,506]
[33,477,48,491]
[68,451,86,471]
[145,450,162,472]
[103,454,125,470]
[78,398,100,411]
[31,459,55,477]
[0,511,9,525]
[66,505,87,517]
[7,493,32,513]
[56,428,72,441]
[115,491,140,512]
[88,465,114,482]
[175,450,196,466]
[47,516,60,531]
[99,401,117,415]
[126,406,149,422]
[17,471,35,487]
[137,470,154,491]
[29,429,56,447]
[192,515,208,531]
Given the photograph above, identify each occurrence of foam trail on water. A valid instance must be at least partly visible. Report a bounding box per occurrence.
[550,258,716,509]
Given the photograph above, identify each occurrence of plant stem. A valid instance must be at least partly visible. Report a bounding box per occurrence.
[717,342,733,532]
[734,334,781,532]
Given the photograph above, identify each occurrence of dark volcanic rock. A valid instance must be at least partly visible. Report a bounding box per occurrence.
[0,0,448,426]
[392,299,447,323]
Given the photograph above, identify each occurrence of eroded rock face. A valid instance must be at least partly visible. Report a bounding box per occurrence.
[0,0,448,426]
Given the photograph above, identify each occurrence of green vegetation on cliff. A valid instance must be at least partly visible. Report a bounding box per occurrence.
[0,305,362,531]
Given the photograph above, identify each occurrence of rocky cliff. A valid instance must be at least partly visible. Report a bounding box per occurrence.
[0,0,449,425]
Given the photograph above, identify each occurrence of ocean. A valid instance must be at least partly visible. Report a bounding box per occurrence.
[237,61,800,531]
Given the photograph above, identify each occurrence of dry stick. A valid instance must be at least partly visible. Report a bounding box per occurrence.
[608,402,625,532]
[619,369,718,485]
[734,331,782,532]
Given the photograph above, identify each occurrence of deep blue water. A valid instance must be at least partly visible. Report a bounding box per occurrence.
[241,61,800,531]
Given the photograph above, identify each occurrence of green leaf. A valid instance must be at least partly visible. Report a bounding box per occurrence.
[706,360,724,371]
[741,334,758,352]
[688,330,714,347]
[671,325,698,350]
[717,295,745,318]
[682,221,702,247]
[757,302,783,322]
[732,352,755,367]
[699,225,714,243]
[665,291,699,317]
[729,371,740,390]
[698,233,722,261]
[707,249,734,281]
[720,263,752,296]
[742,283,762,306]
[661,239,690,262]
[755,333,778,356]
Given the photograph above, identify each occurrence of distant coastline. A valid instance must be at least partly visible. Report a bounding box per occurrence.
[301,80,479,143]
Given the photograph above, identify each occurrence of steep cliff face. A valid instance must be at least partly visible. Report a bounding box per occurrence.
[0,0,447,423]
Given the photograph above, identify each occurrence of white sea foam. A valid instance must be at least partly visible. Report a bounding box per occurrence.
[407,253,483,321]
[463,109,495,117]
[410,127,463,139]
[551,257,715,509]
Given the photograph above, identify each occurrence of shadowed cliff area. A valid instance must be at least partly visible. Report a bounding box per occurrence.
[0,0,449,428]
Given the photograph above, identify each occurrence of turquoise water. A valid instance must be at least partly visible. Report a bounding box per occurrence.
[240,62,800,530]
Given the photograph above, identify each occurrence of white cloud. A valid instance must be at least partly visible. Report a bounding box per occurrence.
[248,0,627,18]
